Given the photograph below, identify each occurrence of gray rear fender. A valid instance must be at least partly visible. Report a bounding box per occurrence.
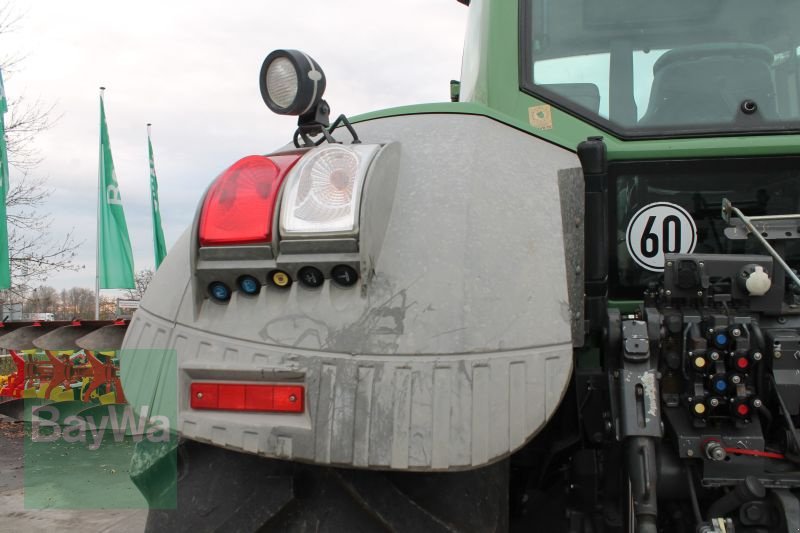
[122,112,584,471]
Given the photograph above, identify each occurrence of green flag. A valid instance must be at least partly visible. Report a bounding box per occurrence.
[147,124,167,268]
[0,69,12,289]
[97,91,135,288]
[0,67,8,193]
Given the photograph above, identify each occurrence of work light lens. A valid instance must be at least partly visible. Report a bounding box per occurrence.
[260,49,326,116]
[237,275,260,295]
[266,57,298,109]
[280,144,380,237]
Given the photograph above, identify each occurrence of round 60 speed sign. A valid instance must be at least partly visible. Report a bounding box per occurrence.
[625,202,697,272]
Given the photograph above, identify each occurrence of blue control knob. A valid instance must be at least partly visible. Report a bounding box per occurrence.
[209,282,232,302]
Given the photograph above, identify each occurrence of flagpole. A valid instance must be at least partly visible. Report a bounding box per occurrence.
[0,67,11,290]
[95,86,105,320]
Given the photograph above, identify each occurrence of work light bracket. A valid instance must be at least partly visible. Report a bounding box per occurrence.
[293,101,361,148]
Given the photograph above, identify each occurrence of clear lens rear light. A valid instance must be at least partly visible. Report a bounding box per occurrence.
[280,144,380,237]
[199,154,302,246]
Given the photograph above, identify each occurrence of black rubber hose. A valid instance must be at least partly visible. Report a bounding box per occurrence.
[757,403,773,429]
[684,323,702,380]
[685,467,703,526]
[750,322,767,402]
[750,321,766,352]
[706,476,765,520]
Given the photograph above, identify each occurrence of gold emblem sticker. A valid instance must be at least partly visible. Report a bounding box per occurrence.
[528,104,553,130]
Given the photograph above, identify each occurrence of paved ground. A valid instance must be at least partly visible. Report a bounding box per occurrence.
[0,416,148,532]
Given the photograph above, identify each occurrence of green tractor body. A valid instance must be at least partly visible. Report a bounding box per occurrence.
[122,1,800,531]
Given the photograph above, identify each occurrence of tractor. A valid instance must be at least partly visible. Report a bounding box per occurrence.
[122,0,800,531]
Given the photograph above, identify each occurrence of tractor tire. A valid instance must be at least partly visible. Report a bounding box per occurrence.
[137,439,509,532]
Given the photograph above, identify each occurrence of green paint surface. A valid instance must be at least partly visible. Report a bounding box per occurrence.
[354,0,800,161]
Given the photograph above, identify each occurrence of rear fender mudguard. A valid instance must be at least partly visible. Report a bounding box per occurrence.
[122,112,584,471]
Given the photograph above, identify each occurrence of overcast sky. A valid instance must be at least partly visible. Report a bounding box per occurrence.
[1,0,468,291]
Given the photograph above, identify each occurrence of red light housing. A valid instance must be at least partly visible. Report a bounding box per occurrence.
[198,154,302,246]
[735,357,749,370]
[190,382,304,413]
[736,403,750,417]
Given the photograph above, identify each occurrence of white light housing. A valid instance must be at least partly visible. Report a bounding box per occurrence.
[280,144,380,237]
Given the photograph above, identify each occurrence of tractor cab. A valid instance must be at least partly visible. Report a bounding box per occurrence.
[524,0,800,137]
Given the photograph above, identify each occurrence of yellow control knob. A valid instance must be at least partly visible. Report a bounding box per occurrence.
[272,271,290,287]
[694,403,706,415]
[694,356,706,369]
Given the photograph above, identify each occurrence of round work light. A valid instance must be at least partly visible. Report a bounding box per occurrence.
[260,49,326,116]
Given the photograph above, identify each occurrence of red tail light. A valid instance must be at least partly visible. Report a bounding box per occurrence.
[199,154,302,246]
[190,382,304,413]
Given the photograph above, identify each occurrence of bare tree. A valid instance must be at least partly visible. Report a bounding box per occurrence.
[1,3,81,297]
[60,286,95,318]
[0,2,22,72]
[28,284,56,313]
[125,269,154,300]
[99,295,117,319]
[3,96,56,170]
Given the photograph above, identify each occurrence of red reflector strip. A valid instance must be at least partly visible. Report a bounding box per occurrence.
[217,384,246,410]
[190,382,304,413]
[191,382,219,409]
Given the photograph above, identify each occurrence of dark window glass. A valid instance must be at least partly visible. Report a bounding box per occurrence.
[522,0,800,138]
